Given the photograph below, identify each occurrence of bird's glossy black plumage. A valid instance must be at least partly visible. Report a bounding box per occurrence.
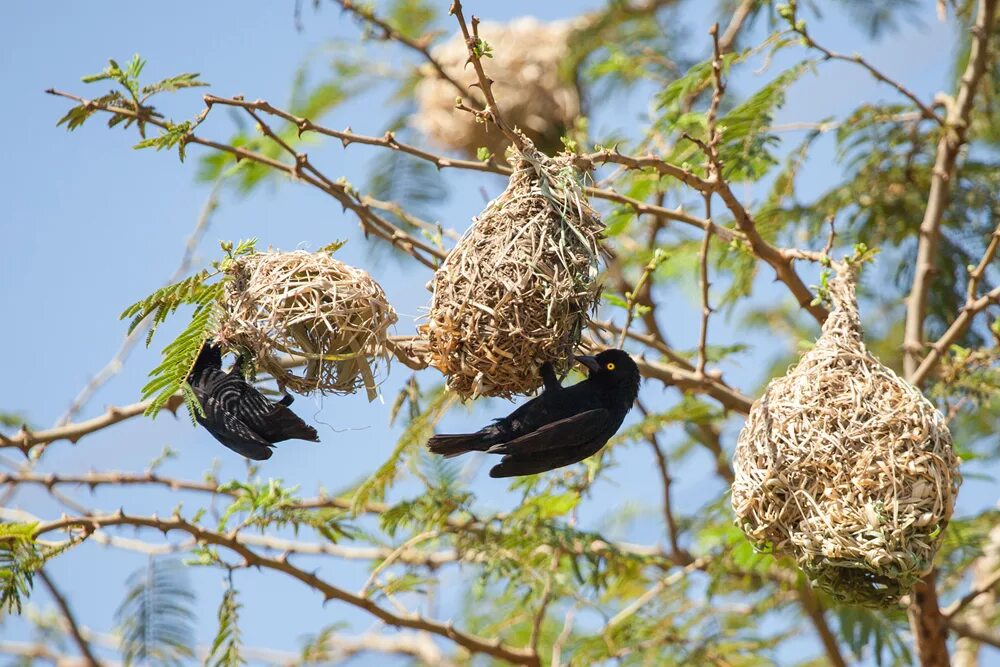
[427,349,640,477]
[187,343,319,460]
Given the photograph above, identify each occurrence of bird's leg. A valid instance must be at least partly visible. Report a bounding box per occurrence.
[232,351,256,381]
[540,362,561,392]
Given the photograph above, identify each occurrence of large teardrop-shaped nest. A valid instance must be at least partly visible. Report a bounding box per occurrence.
[421,138,603,400]
[412,17,581,157]
[215,250,397,400]
[731,267,961,607]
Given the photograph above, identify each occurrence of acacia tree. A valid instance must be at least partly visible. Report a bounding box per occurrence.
[2,1,999,666]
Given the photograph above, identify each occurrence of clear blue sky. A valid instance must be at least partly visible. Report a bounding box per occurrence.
[1,1,993,665]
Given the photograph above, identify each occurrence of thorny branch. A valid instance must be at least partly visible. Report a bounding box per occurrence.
[32,511,540,666]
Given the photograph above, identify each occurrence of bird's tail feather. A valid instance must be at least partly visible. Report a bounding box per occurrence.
[427,433,493,458]
[260,408,320,443]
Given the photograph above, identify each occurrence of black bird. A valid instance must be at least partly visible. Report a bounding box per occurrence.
[187,343,319,460]
[427,349,640,477]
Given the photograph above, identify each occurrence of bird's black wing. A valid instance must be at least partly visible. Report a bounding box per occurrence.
[485,409,611,456]
[228,379,319,444]
[197,385,275,460]
[489,438,607,478]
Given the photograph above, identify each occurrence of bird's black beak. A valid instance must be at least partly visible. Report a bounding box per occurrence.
[574,355,601,373]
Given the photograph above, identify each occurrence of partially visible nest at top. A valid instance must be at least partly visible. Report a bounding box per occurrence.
[216,250,397,400]
[413,17,581,158]
[422,136,603,400]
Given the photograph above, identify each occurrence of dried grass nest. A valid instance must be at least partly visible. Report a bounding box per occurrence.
[413,16,580,157]
[216,250,397,400]
[422,138,603,399]
[731,267,961,607]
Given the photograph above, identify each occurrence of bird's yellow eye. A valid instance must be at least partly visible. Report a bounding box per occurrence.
[606,362,616,371]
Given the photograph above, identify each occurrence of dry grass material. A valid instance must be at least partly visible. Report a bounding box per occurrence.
[413,17,580,157]
[217,250,397,400]
[731,267,961,607]
[422,138,603,399]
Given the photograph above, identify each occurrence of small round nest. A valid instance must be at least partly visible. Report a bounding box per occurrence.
[217,250,397,399]
[422,138,603,399]
[413,17,580,158]
[731,267,960,607]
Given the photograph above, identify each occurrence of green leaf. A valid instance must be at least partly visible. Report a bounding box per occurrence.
[205,580,244,667]
[0,522,41,613]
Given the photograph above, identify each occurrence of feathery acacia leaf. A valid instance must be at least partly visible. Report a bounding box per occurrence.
[116,558,196,667]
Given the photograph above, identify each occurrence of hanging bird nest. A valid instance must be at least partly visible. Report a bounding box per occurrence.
[413,17,581,158]
[731,265,961,607]
[421,137,603,400]
[216,250,397,400]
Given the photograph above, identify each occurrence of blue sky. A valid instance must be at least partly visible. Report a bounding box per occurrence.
[1,1,994,665]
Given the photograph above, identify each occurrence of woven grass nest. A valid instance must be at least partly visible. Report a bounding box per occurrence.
[731,266,961,607]
[422,138,603,400]
[217,250,397,400]
[413,17,580,157]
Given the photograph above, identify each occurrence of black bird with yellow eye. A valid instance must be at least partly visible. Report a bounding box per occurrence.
[427,349,640,477]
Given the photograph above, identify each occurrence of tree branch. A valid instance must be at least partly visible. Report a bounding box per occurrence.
[903,0,999,377]
[37,570,101,667]
[33,511,540,666]
[797,582,849,667]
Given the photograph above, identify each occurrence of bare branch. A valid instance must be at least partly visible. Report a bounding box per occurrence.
[792,17,943,125]
[334,0,475,107]
[37,570,101,667]
[32,511,540,666]
[796,582,849,667]
[448,1,522,148]
[0,396,183,457]
[904,0,999,378]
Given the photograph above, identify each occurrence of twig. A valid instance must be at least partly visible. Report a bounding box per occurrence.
[903,0,999,378]
[636,399,686,561]
[448,1,522,148]
[550,606,578,667]
[605,557,707,629]
[945,619,1000,650]
[47,89,444,269]
[37,570,101,667]
[0,396,183,457]
[718,0,757,53]
[696,196,714,378]
[796,582,849,667]
[617,250,666,347]
[528,554,559,653]
[943,566,1000,619]
[790,10,942,125]
[910,284,1000,387]
[333,0,474,106]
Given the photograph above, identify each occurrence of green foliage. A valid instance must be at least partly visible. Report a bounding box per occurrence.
[58,54,206,146]
[834,606,912,666]
[205,578,244,667]
[217,478,354,543]
[134,120,196,162]
[116,558,196,667]
[716,61,815,181]
[0,411,27,429]
[121,239,256,419]
[0,523,41,614]
[386,0,437,40]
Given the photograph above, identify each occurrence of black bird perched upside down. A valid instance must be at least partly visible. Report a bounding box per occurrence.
[187,343,319,460]
[427,349,640,478]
